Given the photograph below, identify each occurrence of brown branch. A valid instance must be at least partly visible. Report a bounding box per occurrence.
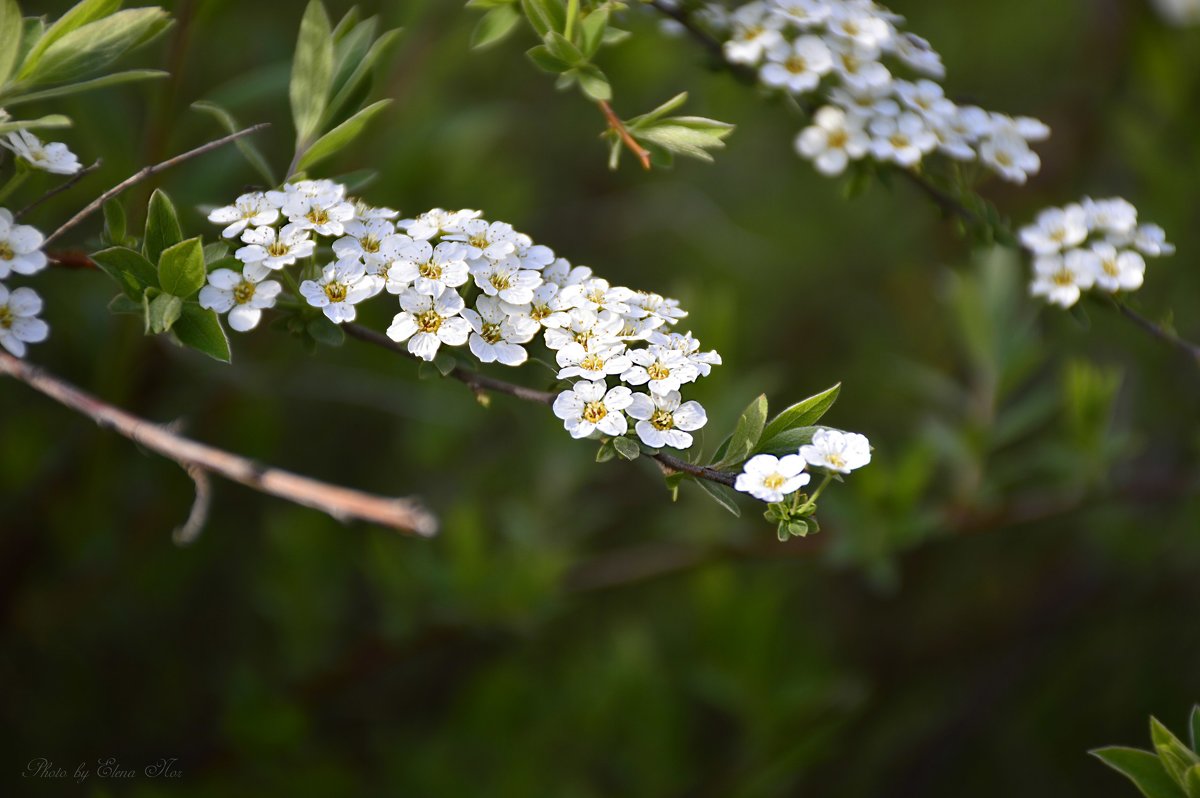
[42,123,270,247]
[0,351,438,536]
[14,159,102,219]
[598,100,652,171]
[1112,300,1200,364]
[342,322,740,487]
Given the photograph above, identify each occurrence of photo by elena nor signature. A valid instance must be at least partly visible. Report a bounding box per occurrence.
[22,757,183,783]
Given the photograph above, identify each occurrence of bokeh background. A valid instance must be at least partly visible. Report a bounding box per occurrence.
[2,0,1199,795]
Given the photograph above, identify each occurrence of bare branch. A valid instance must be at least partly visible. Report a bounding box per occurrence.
[173,464,211,545]
[598,100,652,171]
[0,351,438,536]
[43,123,271,247]
[14,160,102,219]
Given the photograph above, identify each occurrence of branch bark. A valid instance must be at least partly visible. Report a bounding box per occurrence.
[0,351,437,536]
[15,160,103,219]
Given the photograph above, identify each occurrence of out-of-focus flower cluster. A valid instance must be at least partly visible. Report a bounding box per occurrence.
[701,0,1048,182]
[1020,197,1174,309]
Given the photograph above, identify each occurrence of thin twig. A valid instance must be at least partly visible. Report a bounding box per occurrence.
[42,123,270,247]
[342,322,740,486]
[598,100,652,171]
[14,160,102,219]
[1112,300,1200,364]
[0,351,438,536]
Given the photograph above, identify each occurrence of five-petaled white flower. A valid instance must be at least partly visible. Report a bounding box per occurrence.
[1088,242,1145,293]
[207,192,280,239]
[621,345,699,395]
[2,130,81,175]
[463,296,538,366]
[1019,204,1088,255]
[236,223,315,278]
[386,240,471,295]
[333,218,404,270]
[471,256,542,305]
[800,429,872,473]
[869,112,936,167]
[0,283,48,357]
[556,339,632,381]
[552,380,633,439]
[0,209,46,278]
[280,191,355,237]
[402,208,482,240]
[444,219,521,261]
[626,390,707,450]
[386,285,472,361]
[978,131,1040,185]
[1029,250,1095,308]
[796,105,870,176]
[198,268,282,332]
[761,35,833,94]
[735,454,811,503]
[299,257,382,323]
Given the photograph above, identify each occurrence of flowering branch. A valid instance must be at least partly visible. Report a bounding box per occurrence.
[0,350,438,536]
[42,124,270,248]
[13,160,103,220]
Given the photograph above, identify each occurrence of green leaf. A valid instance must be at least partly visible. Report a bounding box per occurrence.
[101,199,126,246]
[0,0,22,86]
[520,0,565,38]
[18,0,121,78]
[432,350,457,377]
[755,425,828,456]
[626,92,689,128]
[579,7,608,58]
[306,315,344,347]
[173,303,231,363]
[203,242,230,265]
[1153,718,1200,789]
[526,44,569,74]
[145,291,182,334]
[191,100,276,185]
[634,116,735,163]
[1189,706,1200,753]
[297,98,390,172]
[290,0,335,145]
[0,114,71,136]
[575,64,611,101]
[543,31,583,64]
[613,436,640,461]
[760,383,841,444]
[786,519,810,538]
[107,293,141,315]
[21,8,171,86]
[157,238,206,298]
[91,246,158,300]
[1186,767,1200,798]
[330,16,377,96]
[0,69,167,106]
[471,4,521,49]
[142,189,182,265]
[324,27,401,124]
[694,478,741,518]
[1092,747,1186,798]
[595,439,615,463]
[715,394,768,468]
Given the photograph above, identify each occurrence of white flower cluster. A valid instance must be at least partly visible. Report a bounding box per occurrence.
[2,130,82,175]
[0,208,50,357]
[709,0,1048,182]
[734,428,870,503]
[1020,197,1174,309]
[207,181,722,452]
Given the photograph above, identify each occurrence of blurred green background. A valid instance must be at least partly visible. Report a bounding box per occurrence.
[2,0,1199,795]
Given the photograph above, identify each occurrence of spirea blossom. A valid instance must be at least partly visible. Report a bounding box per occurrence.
[735,454,811,503]
[0,208,47,278]
[800,429,872,473]
[2,130,81,175]
[1020,198,1173,309]
[0,282,48,357]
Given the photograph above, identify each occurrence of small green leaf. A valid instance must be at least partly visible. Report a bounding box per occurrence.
[634,117,735,163]
[324,27,401,124]
[760,383,841,444]
[432,350,457,376]
[290,0,335,145]
[21,8,171,86]
[1092,747,1186,798]
[0,114,71,136]
[330,15,376,95]
[191,100,276,185]
[543,31,583,64]
[786,519,810,538]
[626,92,689,128]
[143,189,182,265]
[520,0,565,38]
[595,440,615,463]
[145,291,182,334]
[1152,718,1200,789]
[575,63,611,101]
[1185,767,1200,798]
[203,242,230,265]
[526,44,569,74]
[755,426,829,456]
[694,478,741,518]
[471,4,521,49]
[173,303,231,363]
[579,7,608,58]
[91,246,158,300]
[613,436,640,461]
[1,69,167,106]
[18,0,121,78]
[101,199,126,246]
[157,237,206,298]
[0,0,23,86]
[107,293,141,315]
[715,393,768,468]
[306,315,345,347]
[297,98,391,172]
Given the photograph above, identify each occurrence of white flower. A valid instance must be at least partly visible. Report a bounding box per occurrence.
[0,208,46,278]
[724,6,785,65]
[266,179,346,207]
[443,219,521,261]
[626,390,707,449]
[760,35,833,94]
[621,345,699,395]
[207,192,279,239]
[734,454,810,503]
[198,268,281,332]
[386,285,471,361]
[281,191,355,237]
[0,283,48,357]
[552,380,633,439]
[1129,224,1175,257]
[895,79,955,121]
[869,112,937,167]
[1081,196,1138,237]
[829,40,892,93]
[520,281,581,328]
[978,131,1040,184]
[517,240,556,271]
[332,218,400,268]
[2,130,80,174]
[401,208,482,240]
[350,199,399,221]
[386,240,471,295]
[299,257,382,323]
[890,32,944,79]
[235,223,315,277]
[652,330,722,377]
[799,429,872,473]
[1019,204,1089,255]
[544,307,623,351]
[463,296,538,366]
[555,339,632,381]
[1088,242,1145,293]
[576,278,634,316]
[1029,250,1095,308]
[770,0,832,29]
[471,255,542,304]
[627,292,687,326]
[826,6,893,51]
[543,258,593,287]
[796,105,870,176]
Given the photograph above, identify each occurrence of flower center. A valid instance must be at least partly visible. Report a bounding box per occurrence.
[306,208,330,226]
[324,282,348,303]
[480,321,502,343]
[469,233,489,249]
[646,362,671,381]
[573,329,592,345]
[1052,269,1075,286]
[586,289,606,304]
[828,129,849,149]
[826,453,846,469]
[1102,257,1120,276]
[490,273,512,292]
[240,205,259,220]
[0,242,13,261]
[650,409,675,431]
[417,310,442,333]
[361,236,380,253]
[0,306,12,329]
[889,133,911,148]
[995,151,1013,167]
[580,353,605,372]
[530,303,551,321]
[582,400,607,423]
[763,473,786,490]
[267,241,290,257]
[419,261,443,280]
[786,56,808,74]
[233,282,256,304]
